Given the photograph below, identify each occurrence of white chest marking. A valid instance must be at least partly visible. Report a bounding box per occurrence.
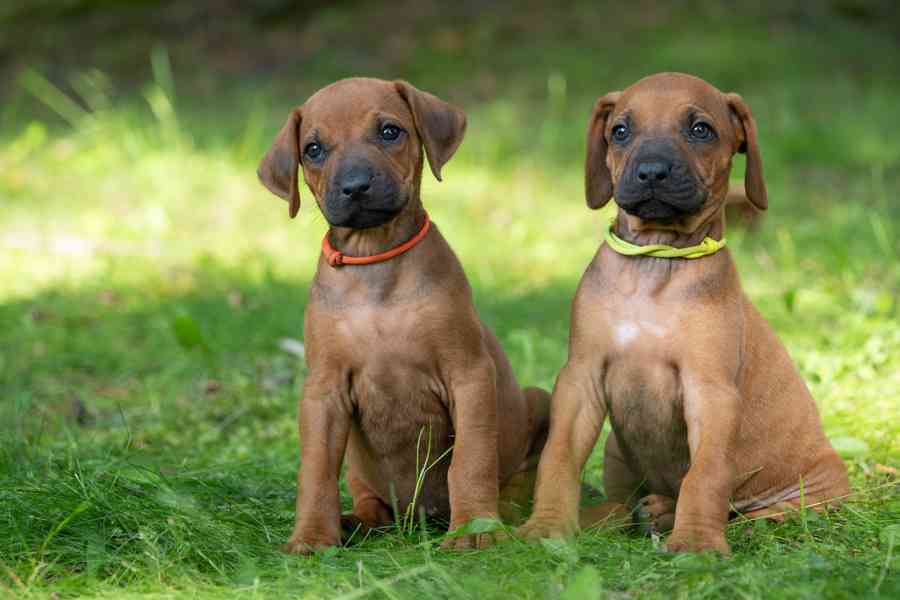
[614,321,640,347]
[613,320,667,348]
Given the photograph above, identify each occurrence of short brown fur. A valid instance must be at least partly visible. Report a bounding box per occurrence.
[519,73,849,555]
[258,78,550,554]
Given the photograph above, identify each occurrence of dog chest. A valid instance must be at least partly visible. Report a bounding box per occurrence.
[604,359,692,495]
[349,373,454,515]
[351,368,453,457]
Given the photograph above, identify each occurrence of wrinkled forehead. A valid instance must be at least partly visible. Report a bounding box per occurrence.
[301,78,413,136]
[616,74,730,125]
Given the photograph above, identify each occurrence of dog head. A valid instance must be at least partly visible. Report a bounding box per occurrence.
[585,72,766,229]
[258,77,466,228]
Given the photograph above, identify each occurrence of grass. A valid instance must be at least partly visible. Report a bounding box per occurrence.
[1,1,899,598]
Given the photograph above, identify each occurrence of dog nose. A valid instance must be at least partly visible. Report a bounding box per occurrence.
[636,161,671,184]
[339,170,372,198]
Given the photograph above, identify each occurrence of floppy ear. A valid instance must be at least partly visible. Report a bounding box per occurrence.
[725,93,767,211]
[394,81,467,181]
[257,108,302,218]
[585,92,621,210]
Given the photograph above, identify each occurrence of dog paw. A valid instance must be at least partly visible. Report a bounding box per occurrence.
[441,516,508,551]
[280,533,340,555]
[636,494,677,535]
[340,513,379,544]
[664,529,731,556]
[440,532,502,551]
[442,526,509,551]
[516,518,577,541]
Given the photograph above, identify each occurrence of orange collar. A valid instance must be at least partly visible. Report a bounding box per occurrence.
[321,213,431,268]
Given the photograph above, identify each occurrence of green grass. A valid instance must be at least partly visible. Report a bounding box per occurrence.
[1,1,899,598]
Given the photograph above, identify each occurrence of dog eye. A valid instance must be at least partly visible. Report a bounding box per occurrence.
[304,142,324,160]
[611,124,630,143]
[380,125,403,142]
[690,122,714,140]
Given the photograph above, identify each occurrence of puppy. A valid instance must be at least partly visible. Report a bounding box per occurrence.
[520,73,849,555]
[258,78,550,553]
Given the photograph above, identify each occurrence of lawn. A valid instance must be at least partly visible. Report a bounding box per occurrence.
[1,1,899,598]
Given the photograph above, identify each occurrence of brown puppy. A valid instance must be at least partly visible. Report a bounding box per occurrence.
[519,73,849,555]
[257,78,550,554]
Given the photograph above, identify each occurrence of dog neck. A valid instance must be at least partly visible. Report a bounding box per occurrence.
[326,204,428,260]
[613,208,725,249]
[601,207,732,290]
[314,202,435,305]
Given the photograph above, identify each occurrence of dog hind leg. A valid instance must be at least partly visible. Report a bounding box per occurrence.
[497,387,551,524]
[341,457,394,544]
[581,432,643,530]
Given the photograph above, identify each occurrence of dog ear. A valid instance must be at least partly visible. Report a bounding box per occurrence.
[258,108,302,218]
[394,81,467,181]
[585,92,621,210]
[725,93,767,211]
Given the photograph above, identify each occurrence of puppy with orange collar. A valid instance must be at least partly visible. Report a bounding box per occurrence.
[520,73,849,555]
[258,78,551,554]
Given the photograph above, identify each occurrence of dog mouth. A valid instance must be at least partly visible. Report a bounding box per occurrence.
[324,194,408,229]
[614,143,708,222]
[614,174,708,222]
[617,192,706,222]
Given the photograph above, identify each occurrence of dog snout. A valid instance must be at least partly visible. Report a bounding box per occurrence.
[614,141,705,221]
[323,159,406,229]
[337,166,373,201]
[636,160,672,185]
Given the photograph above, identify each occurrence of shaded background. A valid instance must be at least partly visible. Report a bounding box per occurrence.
[1,1,899,598]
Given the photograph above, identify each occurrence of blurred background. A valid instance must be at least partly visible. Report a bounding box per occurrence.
[1,1,898,596]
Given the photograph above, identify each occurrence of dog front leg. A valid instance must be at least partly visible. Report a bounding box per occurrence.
[442,363,501,550]
[666,378,740,556]
[518,360,607,539]
[283,378,351,555]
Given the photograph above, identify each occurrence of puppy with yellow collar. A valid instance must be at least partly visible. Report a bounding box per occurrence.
[520,73,849,555]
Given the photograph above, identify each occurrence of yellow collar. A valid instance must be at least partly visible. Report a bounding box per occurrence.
[604,218,726,259]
